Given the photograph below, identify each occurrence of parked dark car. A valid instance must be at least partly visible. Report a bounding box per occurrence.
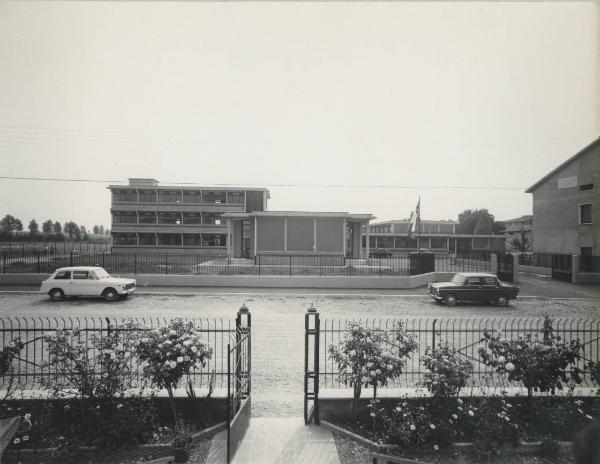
[428,272,519,307]
[369,248,392,258]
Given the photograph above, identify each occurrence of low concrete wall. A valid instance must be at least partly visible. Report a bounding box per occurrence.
[0,272,458,289]
[574,272,600,284]
[518,264,552,276]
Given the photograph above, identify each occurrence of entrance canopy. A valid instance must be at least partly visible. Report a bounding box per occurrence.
[222,211,375,259]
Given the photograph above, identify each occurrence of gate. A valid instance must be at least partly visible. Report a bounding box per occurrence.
[496,253,514,282]
[226,305,251,463]
[551,254,572,282]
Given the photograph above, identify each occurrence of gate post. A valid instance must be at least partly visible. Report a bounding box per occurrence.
[304,302,320,424]
[237,303,251,397]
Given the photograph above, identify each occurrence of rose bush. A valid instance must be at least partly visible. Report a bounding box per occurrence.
[421,342,473,398]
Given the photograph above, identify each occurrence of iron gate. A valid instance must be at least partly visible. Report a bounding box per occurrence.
[226,305,251,463]
[497,253,514,282]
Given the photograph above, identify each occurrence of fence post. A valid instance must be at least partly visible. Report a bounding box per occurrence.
[304,302,320,424]
[102,251,105,269]
[431,318,437,350]
[511,253,519,283]
[258,255,261,277]
[2,251,5,274]
[70,251,73,267]
[236,303,251,397]
[134,253,137,275]
[490,253,498,275]
[571,254,579,284]
[290,255,292,277]
[36,251,40,274]
[165,254,168,276]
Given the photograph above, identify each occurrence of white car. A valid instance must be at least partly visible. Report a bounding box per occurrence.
[40,266,136,302]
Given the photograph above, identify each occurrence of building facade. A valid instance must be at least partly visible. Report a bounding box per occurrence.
[109,178,269,254]
[362,219,505,255]
[498,215,533,251]
[223,211,374,259]
[526,138,600,255]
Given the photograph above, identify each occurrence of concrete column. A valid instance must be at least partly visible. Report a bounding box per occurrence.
[511,252,520,283]
[342,219,347,255]
[313,218,317,252]
[227,219,231,260]
[365,222,370,260]
[572,254,579,284]
[284,218,288,252]
[491,253,498,275]
[254,218,258,257]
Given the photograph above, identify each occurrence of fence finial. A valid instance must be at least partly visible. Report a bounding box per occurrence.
[239,302,249,313]
[307,302,317,313]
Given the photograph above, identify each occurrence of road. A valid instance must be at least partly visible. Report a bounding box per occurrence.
[1,275,598,416]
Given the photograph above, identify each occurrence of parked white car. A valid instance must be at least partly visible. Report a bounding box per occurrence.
[40,266,136,302]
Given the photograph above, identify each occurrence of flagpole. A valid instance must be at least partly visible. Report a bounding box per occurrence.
[417,196,421,253]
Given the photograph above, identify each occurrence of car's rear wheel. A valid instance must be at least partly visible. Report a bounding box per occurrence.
[49,288,65,302]
[444,294,458,306]
[496,294,509,307]
[103,288,119,302]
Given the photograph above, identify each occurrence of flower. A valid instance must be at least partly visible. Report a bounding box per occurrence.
[452,414,458,420]
[429,424,436,430]
[13,438,20,444]
[410,424,416,431]
[177,356,184,363]
[457,399,463,405]
[434,445,439,451]
[23,435,29,441]
[117,403,123,409]
[395,406,402,412]
[169,360,177,369]
[505,362,515,372]
[24,413,31,421]
[468,410,474,417]
[497,356,506,364]
[586,415,593,420]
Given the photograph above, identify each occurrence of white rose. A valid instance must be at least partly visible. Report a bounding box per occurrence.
[191,346,198,353]
[170,360,177,368]
[177,356,184,363]
[497,356,506,364]
[505,362,515,372]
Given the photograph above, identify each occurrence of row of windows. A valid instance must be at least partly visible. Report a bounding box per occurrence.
[367,224,455,234]
[361,236,451,249]
[112,190,245,204]
[113,233,226,246]
[113,212,224,225]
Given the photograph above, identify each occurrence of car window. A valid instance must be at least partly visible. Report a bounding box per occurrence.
[54,271,71,280]
[466,278,481,286]
[93,269,110,279]
[73,271,89,280]
[482,277,498,286]
[451,275,466,285]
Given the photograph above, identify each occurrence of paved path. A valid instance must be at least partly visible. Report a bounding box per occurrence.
[207,417,340,464]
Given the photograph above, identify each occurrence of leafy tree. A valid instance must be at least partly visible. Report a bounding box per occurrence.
[80,225,88,241]
[28,219,39,236]
[53,221,62,234]
[63,221,79,240]
[42,220,53,234]
[457,209,497,235]
[14,219,22,236]
[509,231,531,252]
[92,225,100,234]
[105,228,111,236]
[0,215,20,235]
[99,225,104,235]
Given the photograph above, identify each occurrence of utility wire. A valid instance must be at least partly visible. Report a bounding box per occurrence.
[0,176,528,190]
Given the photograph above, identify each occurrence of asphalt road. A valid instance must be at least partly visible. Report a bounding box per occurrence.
[1,277,598,416]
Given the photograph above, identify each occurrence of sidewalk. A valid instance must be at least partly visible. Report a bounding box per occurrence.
[207,417,340,464]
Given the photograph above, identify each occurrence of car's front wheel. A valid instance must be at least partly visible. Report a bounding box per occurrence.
[103,288,119,302]
[49,288,65,302]
[443,294,458,306]
[496,294,509,307]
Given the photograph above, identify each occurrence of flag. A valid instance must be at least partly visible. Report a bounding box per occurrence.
[407,198,420,236]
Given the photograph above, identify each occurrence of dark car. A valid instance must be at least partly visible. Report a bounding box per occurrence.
[428,272,519,307]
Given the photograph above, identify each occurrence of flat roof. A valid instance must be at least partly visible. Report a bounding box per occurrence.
[525,137,600,193]
[371,219,458,225]
[223,211,375,220]
[107,184,270,197]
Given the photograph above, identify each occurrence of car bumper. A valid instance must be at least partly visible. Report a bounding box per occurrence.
[120,286,136,295]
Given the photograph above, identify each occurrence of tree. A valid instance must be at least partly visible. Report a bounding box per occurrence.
[53,221,62,234]
[80,225,88,241]
[14,219,23,237]
[509,231,531,252]
[0,215,20,236]
[473,214,492,235]
[28,219,39,236]
[105,228,111,236]
[457,209,497,235]
[92,225,100,235]
[99,225,104,235]
[63,221,79,240]
[42,220,53,235]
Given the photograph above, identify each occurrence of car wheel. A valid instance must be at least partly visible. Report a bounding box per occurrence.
[496,294,509,307]
[103,288,119,302]
[444,294,457,306]
[49,288,65,302]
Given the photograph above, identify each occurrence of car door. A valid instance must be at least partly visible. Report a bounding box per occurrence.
[481,276,500,301]
[463,277,483,301]
[71,270,92,296]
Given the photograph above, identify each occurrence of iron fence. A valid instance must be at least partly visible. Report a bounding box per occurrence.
[1,251,492,277]
[316,317,599,390]
[518,253,554,268]
[580,255,600,273]
[0,316,236,391]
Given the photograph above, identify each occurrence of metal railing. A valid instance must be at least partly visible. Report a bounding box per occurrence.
[0,250,492,277]
[312,315,599,390]
[0,316,236,391]
[580,255,600,273]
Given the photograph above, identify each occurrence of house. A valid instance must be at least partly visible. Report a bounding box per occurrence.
[108,178,269,254]
[498,215,533,251]
[525,137,600,255]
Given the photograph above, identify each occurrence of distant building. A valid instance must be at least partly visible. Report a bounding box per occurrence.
[526,138,600,255]
[108,178,269,254]
[498,215,533,251]
[362,219,505,255]
[223,211,374,259]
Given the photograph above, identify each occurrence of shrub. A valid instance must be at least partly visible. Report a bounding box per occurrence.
[0,337,24,400]
[421,342,473,398]
[135,318,212,429]
[328,322,418,420]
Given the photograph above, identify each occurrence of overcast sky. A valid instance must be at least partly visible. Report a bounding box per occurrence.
[1,1,598,231]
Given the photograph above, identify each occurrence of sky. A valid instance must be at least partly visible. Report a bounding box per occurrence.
[0,1,598,231]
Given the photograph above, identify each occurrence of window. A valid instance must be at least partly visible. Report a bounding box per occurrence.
[227,191,244,204]
[158,190,181,203]
[113,190,137,202]
[581,247,593,256]
[138,233,156,245]
[377,236,394,248]
[138,212,156,224]
[158,234,181,246]
[580,184,594,191]
[203,191,226,204]
[183,234,202,246]
[466,277,481,286]
[138,190,157,203]
[73,271,89,280]
[202,213,223,225]
[482,276,498,286]
[113,233,137,245]
[158,212,181,224]
[183,191,202,203]
[182,213,202,224]
[113,212,137,224]
[580,204,592,224]
[202,234,226,246]
[430,237,447,249]
[54,271,71,280]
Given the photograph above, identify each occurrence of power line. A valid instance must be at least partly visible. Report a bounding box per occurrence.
[0,176,528,190]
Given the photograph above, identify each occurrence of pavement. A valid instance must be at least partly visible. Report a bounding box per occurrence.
[207,417,340,464]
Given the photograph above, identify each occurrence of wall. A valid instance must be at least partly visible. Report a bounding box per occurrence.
[112,246,227,255]
[531,144,600,254]
[316,218,344,253]
[286,218,314,252]
[256,217,285,252]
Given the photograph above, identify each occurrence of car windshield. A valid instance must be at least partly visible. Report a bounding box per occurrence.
[451,274,466,285]
[92,269,110,279]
